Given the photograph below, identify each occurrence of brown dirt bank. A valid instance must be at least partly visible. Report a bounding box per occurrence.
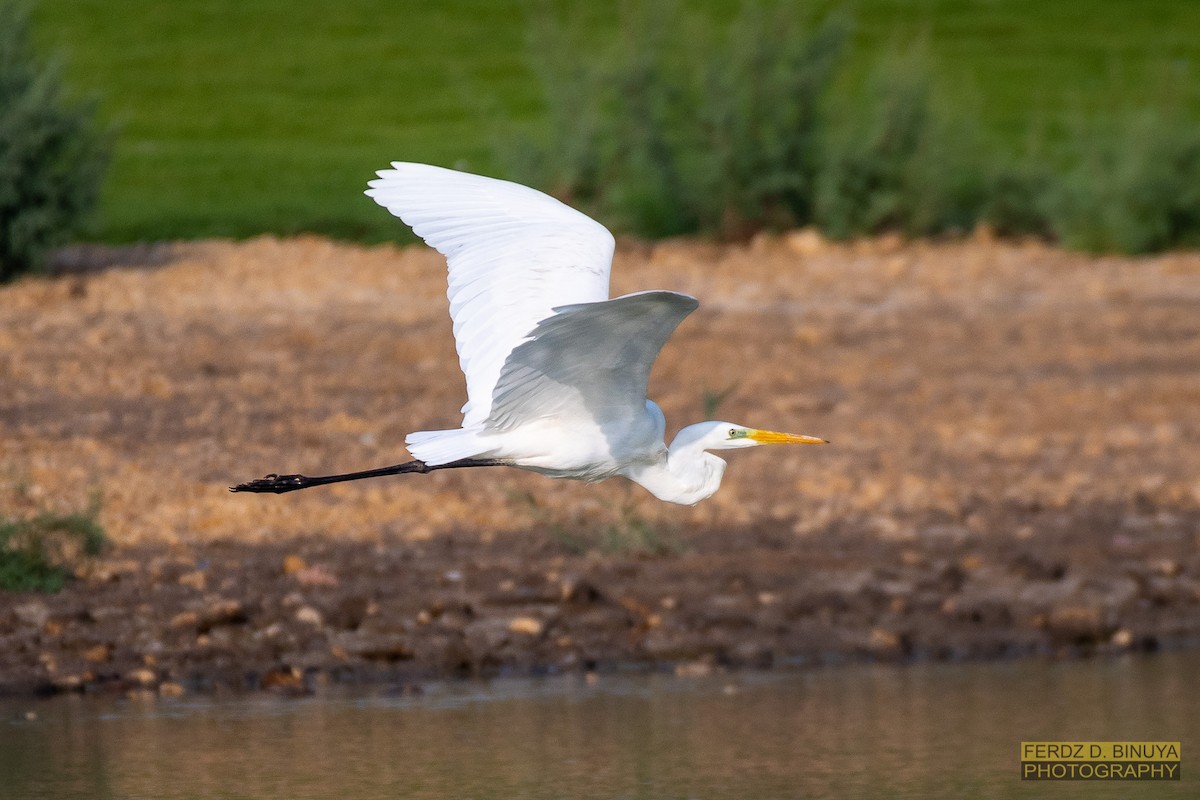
[2,232,1199,696]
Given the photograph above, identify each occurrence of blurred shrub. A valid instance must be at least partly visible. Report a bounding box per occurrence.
[979,160,1055,239]
[508,2,848,238]
[815,48,987,238]
[0,503,106,592]
[511,1,1200,255]
[0,2,112,282]
[1047,108,1200,253]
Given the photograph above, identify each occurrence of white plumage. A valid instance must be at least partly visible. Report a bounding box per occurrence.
[232,163,826,503]
[366,162,615,428]
[359,163,827,505]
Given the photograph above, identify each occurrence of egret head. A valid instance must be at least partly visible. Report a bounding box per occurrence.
[640,421,828,505]
[674,421,828,452]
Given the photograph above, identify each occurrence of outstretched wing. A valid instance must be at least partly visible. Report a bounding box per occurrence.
[365,162,615,426]
[487,291,699,431]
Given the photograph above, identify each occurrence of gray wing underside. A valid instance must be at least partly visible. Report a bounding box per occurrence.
[486,290,699,431]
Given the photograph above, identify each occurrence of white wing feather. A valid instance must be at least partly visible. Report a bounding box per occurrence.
[365,163,615,426]
[488,291,698,432]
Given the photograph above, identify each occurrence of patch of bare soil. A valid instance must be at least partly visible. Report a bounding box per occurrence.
[2,231,1199,696]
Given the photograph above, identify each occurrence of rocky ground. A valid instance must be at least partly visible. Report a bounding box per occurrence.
[1,232,1199,697]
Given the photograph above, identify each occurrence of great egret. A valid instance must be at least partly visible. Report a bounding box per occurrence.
[232,163,826,505]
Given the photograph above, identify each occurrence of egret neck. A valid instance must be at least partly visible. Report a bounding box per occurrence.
[623,424,729,506]
[620,420,827,505]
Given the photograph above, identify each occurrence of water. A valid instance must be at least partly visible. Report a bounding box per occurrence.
[3,651,1197,799]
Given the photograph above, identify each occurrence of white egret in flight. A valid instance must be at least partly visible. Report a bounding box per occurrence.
[232,163,826,505]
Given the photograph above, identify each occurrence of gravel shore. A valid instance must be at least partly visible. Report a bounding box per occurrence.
[2,232,1198,696]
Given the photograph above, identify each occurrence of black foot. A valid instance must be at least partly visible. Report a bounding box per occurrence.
[229,473,310,494]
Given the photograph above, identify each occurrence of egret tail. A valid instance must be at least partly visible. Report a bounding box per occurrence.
[404,427,492,466]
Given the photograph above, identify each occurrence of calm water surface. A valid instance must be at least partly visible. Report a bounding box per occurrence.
[3,651,1197,799]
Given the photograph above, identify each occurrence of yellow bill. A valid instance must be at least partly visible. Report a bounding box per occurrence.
[748,429,829,445]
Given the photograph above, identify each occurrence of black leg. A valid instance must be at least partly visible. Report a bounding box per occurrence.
[229,458,510,494]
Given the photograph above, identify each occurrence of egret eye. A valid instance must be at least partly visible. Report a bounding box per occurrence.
[728,428,739,438]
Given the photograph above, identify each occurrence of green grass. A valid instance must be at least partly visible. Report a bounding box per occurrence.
[32,0,1200,243]
[0,506,106,592]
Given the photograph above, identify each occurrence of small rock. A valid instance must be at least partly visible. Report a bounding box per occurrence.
[507,616,543,636]
[259,622,284,639]
[158,681,185,698]
[561,578,605,604]
[170,610,200,629]
[674,661,713,678]
[282,554,307,574]
[13,601,50,628]
[1151,559,1182,578]
[869,628,902,655]
[261,666,306,692]
[53,674,84,692]
[199,599,246,629]
[295,606,323,626]
[126,668,157,687]
[294,564,339,588]
[83,644,112,664]
[178,570,206,591]
[1110,629,1134,648]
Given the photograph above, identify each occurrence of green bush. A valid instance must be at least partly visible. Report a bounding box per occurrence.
[0,504,106,592]
[814,47,988,238]
[511,1,1200,255]
[507,2,848,238]
[0,2,112,281]
[979,161,1055,239]
[1048,108,1200,253]
[513,7,1003,242]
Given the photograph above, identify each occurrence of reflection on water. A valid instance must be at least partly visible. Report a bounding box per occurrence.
[3,651,1197,799]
